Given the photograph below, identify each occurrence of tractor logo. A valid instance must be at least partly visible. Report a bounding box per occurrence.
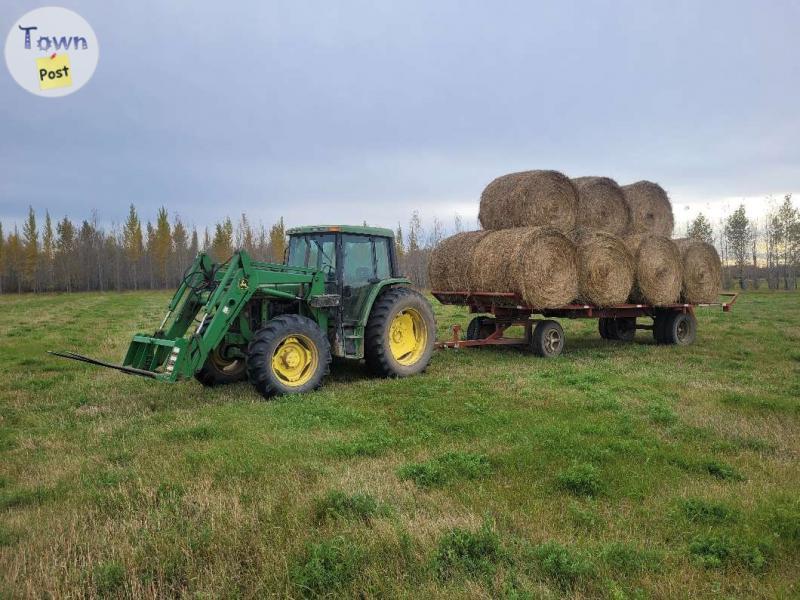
[238,278,249,290]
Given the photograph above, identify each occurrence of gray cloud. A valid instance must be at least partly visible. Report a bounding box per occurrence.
[1,0,798,231]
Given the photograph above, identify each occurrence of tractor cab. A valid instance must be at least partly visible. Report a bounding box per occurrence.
[285,225,403,357]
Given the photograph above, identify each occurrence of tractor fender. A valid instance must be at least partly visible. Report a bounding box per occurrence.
[356,278,412,328]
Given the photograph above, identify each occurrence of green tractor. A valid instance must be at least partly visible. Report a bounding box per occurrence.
[52,225,436,398]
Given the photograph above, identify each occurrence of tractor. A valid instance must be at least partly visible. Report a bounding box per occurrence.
[52,225,436,398]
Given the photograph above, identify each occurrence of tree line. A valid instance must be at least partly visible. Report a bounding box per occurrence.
[0,196,797,294]
[686,194,799,290]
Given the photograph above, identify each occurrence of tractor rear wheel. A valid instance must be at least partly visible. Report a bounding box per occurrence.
[195,346,247,386]
[365,287,436,377]
[246,314,331,398]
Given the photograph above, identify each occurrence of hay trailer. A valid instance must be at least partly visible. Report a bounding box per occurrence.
[432,291,738,356]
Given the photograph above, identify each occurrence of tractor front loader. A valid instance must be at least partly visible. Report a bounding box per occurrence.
[51,226,436,398]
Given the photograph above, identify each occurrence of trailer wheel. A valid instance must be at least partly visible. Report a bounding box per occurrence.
[660,312,697,346]
[195,346,247,386]
[610,317,637,341]
[466,316,496,340]
[365,287,436,377]
[246,315,331,398]
[652,313,667,344]
[598,318,612,340]
[531,320,564,358]
[599,317,635,341]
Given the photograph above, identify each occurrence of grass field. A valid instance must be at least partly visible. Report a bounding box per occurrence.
[1,290,799,598]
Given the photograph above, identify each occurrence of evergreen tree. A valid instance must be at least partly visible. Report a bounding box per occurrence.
[395,223,405,259]
[724,205,752,288]
[172,215,189,284]
[152,207,172,286]
[268,217,286,262]
[687,213,714,244]
[22,206,38,291]
[6,226,23,293]
[56,217,76,291]
[122,204,144,289]
[211,217,234,262]
[42,211,55,291]
[189,228,199,257]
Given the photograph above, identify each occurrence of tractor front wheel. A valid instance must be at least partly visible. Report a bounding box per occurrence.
[246,315,331,398]
[365,287,436,377]
[194,346,247,386]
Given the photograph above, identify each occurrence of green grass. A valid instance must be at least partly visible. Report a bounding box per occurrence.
[1,289,799,597]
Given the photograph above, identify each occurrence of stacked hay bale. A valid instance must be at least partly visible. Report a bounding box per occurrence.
[572,176,630,236]
[568,229,634,306]
[624,234,682,305]
[621,181,674,236]
[429,170,722,308]
[470,228,577,308]
[673,238,722,303]
[478,170,577,232]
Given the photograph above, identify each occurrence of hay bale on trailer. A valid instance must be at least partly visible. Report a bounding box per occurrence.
[572,176,631,236]
[470,227,577,308]
[674,238,722,303]
[428,231,490,291]
[621,181,674,237]
[478,170,577,232]
[624,234,682,305]
[568,229,634,307]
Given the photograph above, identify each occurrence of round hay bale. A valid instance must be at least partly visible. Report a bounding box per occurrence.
[470,227,577,308]
[623,234,682,305]
[428,231,490,291]
[572,176,631,236]
[621,180,674,236]
[568,229,634,307]
[674,238,722,303]
[478,170,577,232]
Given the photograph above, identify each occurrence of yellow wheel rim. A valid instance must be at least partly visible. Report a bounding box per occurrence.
[271,334,319,387]
[209,347,243,373]
[389,308,427,366]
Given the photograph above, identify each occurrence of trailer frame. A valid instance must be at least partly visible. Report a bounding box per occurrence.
[432,291,738,351]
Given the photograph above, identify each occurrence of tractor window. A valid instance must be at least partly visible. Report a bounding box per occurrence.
[374,237,391,279]
[342,235,375,284]
[287,236,309,267]
[287,234,336,274]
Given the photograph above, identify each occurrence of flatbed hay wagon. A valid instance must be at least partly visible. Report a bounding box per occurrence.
[432,290,738,357]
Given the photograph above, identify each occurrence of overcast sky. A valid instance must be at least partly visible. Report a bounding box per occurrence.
[1,0,798,235]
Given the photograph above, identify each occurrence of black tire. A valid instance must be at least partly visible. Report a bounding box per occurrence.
[364,287,436,377]
[598,318,612,340]
[531,320,565,358]
[660,312,697,346]
[246,314,331,398]
[194,345,248,386]
[652,312,668,344]
[466,316,496,340]
[609,317,637,342]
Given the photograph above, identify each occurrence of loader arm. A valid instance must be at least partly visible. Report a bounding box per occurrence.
[121,251,327,381]
[53,251,328,382]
